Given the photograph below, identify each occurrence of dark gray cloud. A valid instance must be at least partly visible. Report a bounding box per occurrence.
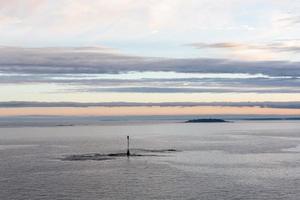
[1,46,300,95]
[80,86,300,94]
[1,101,300,109]
[0,46,300,77]
[3,75,300,94]
[1,74,299,87]
[58,77,300,94]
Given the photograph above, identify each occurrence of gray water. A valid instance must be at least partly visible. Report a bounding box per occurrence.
[0,121,300,200]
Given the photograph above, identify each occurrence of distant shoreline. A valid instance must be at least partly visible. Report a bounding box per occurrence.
[242,117,300,121]
[1,116,300,128]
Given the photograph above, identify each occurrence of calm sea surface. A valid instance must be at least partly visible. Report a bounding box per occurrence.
[0,121,300,200]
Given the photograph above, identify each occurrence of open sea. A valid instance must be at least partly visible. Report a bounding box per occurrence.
[0,119,300,200]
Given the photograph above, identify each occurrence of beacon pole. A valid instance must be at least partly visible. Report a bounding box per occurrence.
[126,136,130,157]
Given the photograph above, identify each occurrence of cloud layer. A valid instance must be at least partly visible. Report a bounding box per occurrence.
[1,101,300,109]
[1,1,300,113]
[0,0,300,59]
[1,47,300,76]
[0,47,300,96]
[188,41,300,53]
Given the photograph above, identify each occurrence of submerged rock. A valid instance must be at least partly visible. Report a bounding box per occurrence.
[133,148,177,153]
[61,148,178,161]
[62,154,114,161]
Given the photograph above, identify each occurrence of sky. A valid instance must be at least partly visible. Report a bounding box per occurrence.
[1,0,300,116]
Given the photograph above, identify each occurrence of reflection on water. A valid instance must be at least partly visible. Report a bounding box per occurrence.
[0,121,300,200]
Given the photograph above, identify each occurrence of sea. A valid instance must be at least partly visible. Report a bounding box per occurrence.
[0,116,299,200]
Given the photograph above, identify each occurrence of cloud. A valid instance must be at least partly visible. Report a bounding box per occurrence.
[0,0,299,51]
[187,39,300,60]
[0,1,299,105]
[0,0,238,37]
[278,15,300,25]
[1,46,300,95]
[81,86,300,94]
[1,46,300,77]
[1,101,300,109]
[188,41,300,53]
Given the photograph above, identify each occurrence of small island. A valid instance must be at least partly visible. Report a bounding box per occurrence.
[185,118,229,123]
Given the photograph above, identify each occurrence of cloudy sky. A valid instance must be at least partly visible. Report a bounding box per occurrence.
[1,0,300,116]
